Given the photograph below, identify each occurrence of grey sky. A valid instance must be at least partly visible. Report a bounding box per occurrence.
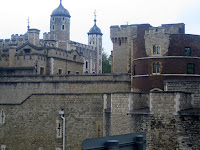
[0,0,200,54]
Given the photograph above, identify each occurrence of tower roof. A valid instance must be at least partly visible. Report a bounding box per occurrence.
[88,11,103,35]
[51,0,71,17]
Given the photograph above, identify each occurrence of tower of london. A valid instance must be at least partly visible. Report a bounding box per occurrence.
[0,0,102,75]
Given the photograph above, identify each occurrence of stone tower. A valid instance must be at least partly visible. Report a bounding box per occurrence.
[50,0,71,50]
[88,12,103,74]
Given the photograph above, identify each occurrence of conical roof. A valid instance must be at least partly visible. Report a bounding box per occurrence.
[51,1,70,17]
[88,20,102,35]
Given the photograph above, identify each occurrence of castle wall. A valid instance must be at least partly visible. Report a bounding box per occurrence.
[0,93,103,150]
[104,92,199,150]
[0,74,131,104]
[0,84,199,149]
[164,79,200,108]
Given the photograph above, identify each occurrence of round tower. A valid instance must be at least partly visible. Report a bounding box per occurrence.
[88,12,103,74]
[50,0,70,50]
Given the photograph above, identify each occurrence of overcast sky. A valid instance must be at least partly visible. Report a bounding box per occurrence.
[0,0,200,54]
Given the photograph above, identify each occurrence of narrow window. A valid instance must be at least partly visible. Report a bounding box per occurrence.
[0,109,5,124]
[157,46,160,54]
[179,28,182,33]
[152,62,161,74]
[62,25,65,30]
[86,61,88,69]
[153,62,157,73]
[133,65,136,75]
[53,25,55,31]
[58,69,62,74]
[73,55,76,61]
[40,67,45,75]
[185,47,191,56]
[187,63,195,74]
[56,120,62,138]
[63,17,65,21]
[153,46,156,55]
[119,39,121,46]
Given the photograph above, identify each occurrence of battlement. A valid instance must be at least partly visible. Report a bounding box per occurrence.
[145,23,185,35]
[43,32,57,41]
[69,41,95,50]
[0,34,27,50]
[110,24,151,40]
[110,25,136,38]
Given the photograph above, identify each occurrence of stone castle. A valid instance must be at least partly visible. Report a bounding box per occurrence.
[0,0,102,75]
[0,1,200,150]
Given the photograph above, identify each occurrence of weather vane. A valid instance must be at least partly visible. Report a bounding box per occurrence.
[27,17,30,30]
[94,10,97,24]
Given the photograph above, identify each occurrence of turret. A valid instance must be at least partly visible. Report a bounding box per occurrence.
[50,0,71,50]
[88,11,103,74]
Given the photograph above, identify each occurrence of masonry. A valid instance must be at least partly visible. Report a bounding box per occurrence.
[1,86,200,149]
[0,74,131,104]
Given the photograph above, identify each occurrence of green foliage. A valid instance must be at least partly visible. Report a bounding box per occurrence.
[102,50,111,73]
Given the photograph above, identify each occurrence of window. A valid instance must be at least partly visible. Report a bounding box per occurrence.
[86,61,88,69]
[76,72,79,74]
[187,63,195,74]
[133,65,136,75]
[153,45,160,55]
[185,47,191,56]
[73,55,76,61]
[24,49,31,53]
[68,71,71,74]
[58,69,62,74]
[40,67,45,75]
[152,62,161,74]
[0,109,5,124]
[62,17,65,21]
[53,25,55,31]
[119,39,121,46]
[62,25,65,30]
[56,120,62,138]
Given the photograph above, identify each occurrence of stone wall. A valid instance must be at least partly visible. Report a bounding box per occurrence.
[104,92,199,150]
[0,93,103,150]
[0,74,131,104]
[164,79,200,108]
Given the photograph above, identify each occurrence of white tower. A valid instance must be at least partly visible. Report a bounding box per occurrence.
[50,0,71,50]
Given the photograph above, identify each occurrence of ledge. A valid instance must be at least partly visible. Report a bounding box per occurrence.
[179,108,200,116]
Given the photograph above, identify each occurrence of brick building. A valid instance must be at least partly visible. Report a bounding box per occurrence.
[111,23,200,92]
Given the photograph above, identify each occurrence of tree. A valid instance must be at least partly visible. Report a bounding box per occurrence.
[102,50,111,73]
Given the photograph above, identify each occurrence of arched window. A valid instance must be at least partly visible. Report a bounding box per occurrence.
[152,62,161,74]
[62,25,65,30]
[153,45,160,55]
[86,61,88,69]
